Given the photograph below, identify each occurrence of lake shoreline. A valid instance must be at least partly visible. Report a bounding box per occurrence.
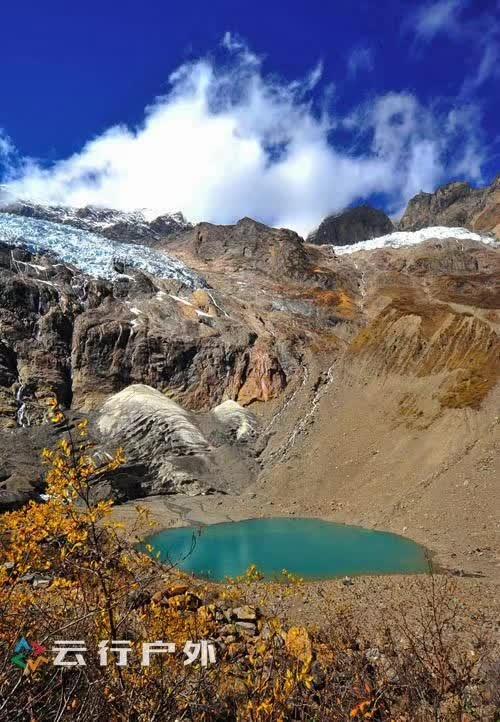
[112,492,476,582]
[111,492,499,631]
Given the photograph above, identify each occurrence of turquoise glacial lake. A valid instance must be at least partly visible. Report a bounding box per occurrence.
[143,517,429,581]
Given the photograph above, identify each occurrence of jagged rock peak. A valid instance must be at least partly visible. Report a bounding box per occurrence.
[167,216,313,282]
[307,205,394,246]
[0,196,192,245]
[398,176,500,238]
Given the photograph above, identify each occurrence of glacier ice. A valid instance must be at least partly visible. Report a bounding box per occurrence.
[0,212,206,289]
[332,226,498,255]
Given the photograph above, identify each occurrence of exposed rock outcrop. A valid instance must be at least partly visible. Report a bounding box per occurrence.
[0,238,292,426]
[0,223,296,502]
[399,177,500,239]
[349,295,500,410]
[167,217,337,286]
[307,205,394,246]
[211,400,257,441]
[96,384,260,497]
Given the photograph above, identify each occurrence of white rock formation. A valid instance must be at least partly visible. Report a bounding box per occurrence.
[211,399,257,440]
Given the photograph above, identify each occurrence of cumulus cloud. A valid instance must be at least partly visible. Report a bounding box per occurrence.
[0,37,486,234]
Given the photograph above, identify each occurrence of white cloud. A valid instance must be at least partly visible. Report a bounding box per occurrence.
[344,92,483,216]
[445,107,485,179]
[347,47,374,77]
[475,40,498,87]
[0,132,14,162]
[460,33,500,94]
[409,0,499,94]
[411,0,465,41]
[0,39,486,234]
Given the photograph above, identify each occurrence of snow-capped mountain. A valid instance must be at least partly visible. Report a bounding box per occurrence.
[0,212,206,288]
[0,194,192,245]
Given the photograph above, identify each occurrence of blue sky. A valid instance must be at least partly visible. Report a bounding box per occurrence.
[0,0,498,233]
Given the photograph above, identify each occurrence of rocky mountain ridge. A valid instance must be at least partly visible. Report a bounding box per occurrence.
[0,195,192,245]
[306,176,500,247]
[3,175,499,253]
[398,176,500,237]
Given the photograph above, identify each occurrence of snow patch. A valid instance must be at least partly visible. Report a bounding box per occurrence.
[332,226,498,255]
[168,293,194,307]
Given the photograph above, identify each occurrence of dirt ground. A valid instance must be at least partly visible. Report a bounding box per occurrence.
[112,343,499,637]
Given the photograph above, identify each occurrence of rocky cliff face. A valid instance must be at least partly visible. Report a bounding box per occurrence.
[167,217,340,285]
[0,216,306,507]
[399,177,500,238]
[307,205,394,246]
[0,240,293,420]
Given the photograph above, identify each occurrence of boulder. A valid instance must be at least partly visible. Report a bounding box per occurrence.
[165,583,189,598]
[235,621,258,636]
[232,605,259,622]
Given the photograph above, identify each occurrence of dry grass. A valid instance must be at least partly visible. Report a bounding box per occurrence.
[349,300,499,410]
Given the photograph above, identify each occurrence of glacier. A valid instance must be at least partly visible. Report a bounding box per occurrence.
[332,226,498,255]
[0,212,206,288]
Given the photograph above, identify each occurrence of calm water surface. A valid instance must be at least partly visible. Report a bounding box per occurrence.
[143,517,429,581]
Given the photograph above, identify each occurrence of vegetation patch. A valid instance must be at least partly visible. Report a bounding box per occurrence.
[350,301,499,410]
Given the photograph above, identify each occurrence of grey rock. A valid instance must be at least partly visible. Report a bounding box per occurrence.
[218,624,237,637]
[365,647,381,662]
[232,605,259,622]
[308,205,394,246]
[95,384,261,497]
[235,621,258,635]
[33,577,51,589]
